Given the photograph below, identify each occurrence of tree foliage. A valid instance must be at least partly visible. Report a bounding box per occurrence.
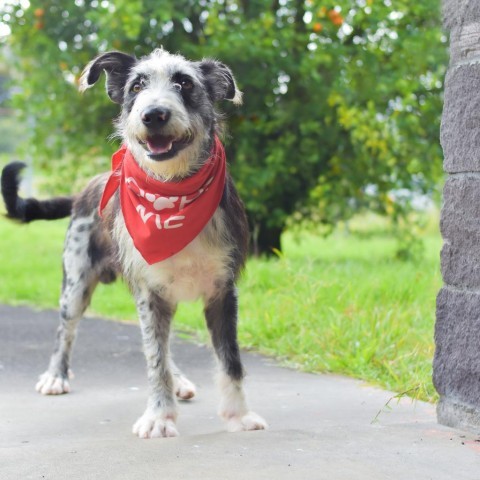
[2,0,446,252]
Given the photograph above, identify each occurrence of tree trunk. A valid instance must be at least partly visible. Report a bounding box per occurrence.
[250,223,283,257]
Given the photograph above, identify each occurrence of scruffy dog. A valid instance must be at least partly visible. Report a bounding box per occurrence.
[1,48,267,438]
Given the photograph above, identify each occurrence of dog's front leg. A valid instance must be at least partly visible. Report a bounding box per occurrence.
[132,288,179,438]
[205,284,267,432]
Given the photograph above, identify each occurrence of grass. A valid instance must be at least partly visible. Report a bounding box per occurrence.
[0,214,441,402]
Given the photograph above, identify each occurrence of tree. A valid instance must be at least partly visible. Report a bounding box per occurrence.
[2,0,446,253]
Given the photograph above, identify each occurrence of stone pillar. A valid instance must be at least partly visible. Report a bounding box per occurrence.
[434,1,480,432]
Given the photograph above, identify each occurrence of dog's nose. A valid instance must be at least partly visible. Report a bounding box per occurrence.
[141,107,171,128]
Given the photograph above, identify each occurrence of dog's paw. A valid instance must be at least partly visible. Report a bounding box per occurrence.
[174,374,196,400]
[132,411,179,439]
[223,411,268,432]
[35,372,70,395]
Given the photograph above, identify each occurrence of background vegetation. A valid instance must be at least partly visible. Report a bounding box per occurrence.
[1,0,446,252]
[0,213,441,401]
[0,1,447,401]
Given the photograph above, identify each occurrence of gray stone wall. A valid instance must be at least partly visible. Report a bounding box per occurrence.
[434,1,480,433]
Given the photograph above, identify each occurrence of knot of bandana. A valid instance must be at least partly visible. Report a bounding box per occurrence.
[99,136,226,264]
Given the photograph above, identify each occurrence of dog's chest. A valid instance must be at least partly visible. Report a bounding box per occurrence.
[150,238,230,301]
[114,210,231,302]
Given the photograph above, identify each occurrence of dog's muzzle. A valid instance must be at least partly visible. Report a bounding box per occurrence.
[138,107,192,161]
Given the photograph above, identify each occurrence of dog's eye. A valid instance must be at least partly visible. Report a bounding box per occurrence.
[131,78,146,93]
[173,76,194,92]
[131,82,142,93]
[180,78,193,90]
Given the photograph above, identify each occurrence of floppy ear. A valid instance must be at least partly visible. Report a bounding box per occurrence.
[198,60,243,105]
[79,51,136,104]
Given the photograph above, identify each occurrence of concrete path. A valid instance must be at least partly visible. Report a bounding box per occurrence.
[1,305,479,479]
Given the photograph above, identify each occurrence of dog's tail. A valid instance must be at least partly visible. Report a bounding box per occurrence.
[1,162,73,222]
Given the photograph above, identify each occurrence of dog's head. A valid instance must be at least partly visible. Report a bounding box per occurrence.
[80,48,242,179]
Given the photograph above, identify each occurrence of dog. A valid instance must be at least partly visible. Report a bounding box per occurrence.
[1,48,267,438]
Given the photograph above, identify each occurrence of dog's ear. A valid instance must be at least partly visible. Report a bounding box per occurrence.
[79,51,136,104]
[198,60,243,105]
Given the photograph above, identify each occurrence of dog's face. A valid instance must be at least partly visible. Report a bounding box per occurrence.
[80,49,241,179]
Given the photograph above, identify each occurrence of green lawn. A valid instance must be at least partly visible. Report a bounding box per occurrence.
[0,214,441,402]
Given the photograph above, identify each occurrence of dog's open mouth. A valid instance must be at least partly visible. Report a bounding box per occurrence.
[138,134,192,161]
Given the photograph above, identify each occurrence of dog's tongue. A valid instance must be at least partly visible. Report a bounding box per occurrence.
[147,135,174,155]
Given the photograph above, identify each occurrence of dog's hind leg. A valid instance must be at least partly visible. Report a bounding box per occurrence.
[205,284,267,432]
[170,358,196,400]
[132,288,179,438]
[36,216,98,395]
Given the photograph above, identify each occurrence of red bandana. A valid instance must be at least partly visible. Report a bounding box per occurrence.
[99,136,226,265]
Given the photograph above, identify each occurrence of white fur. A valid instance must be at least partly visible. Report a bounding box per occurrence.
[120,49,208,181]
[217,370,248,419]
[137,49,200,82]
[78,58,95,93]
[125,136,206,181]
[132,407,179,438]
[174,373,197,400]
[35,372,70,395]
[114,209,232,303]
[217,371,268,432]
[226,411,268,432]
